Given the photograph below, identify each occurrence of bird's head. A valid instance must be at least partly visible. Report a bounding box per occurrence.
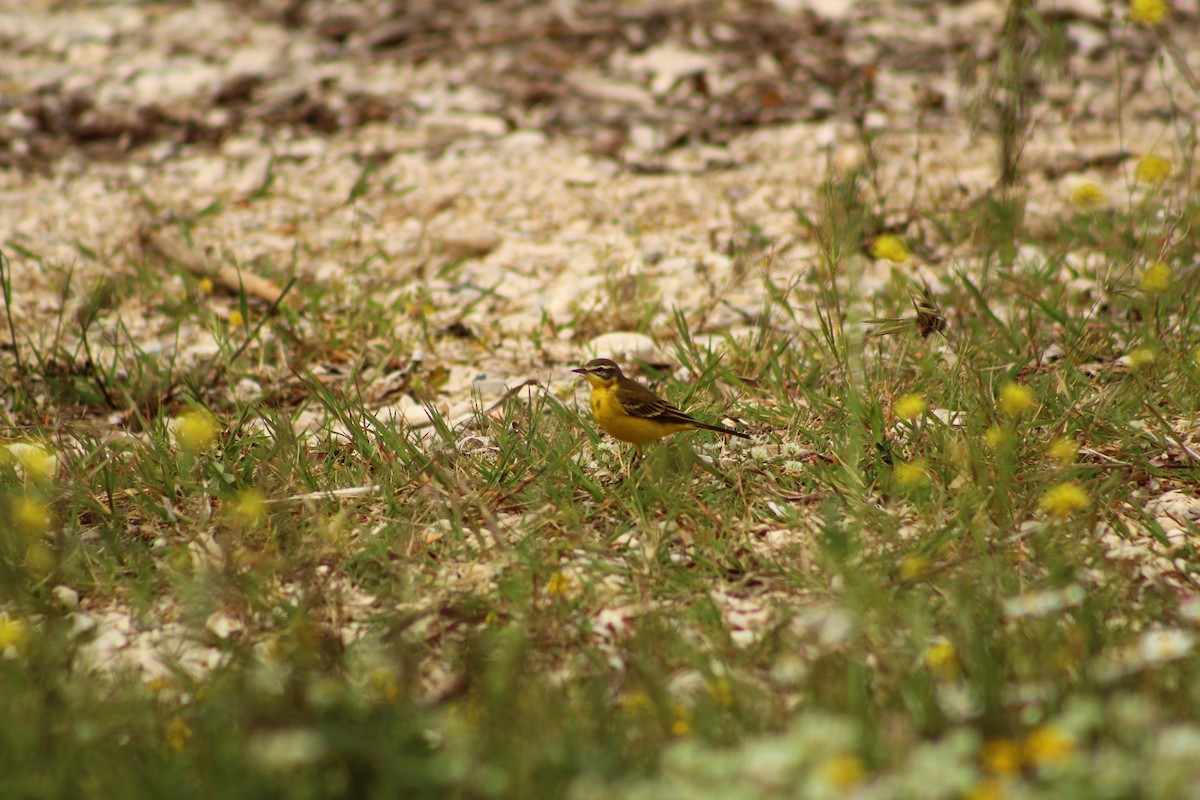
[572,358,623,388]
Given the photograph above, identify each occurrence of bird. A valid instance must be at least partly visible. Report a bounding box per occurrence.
[572,358,750,455]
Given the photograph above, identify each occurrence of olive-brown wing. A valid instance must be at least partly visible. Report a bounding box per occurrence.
[613,379,700,427]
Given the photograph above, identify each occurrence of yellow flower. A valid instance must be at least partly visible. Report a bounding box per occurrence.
[229,489,267,528]
[621,691,653,713]
[894,393,928,422]
[368,668,400,701]
[1129,0,1170,26]
[1046,436,1079,465]
[0,613,30,652]
[164,716,192,752]
[964,779,1006,800]
[925,638,958,678]
[870,234,911,263]
[985,425,1011,450]
[25,543,56,574]
[546,571,573,597]
[1140,261,1171,293]
[4,443,57,483]
[1127,346,1157,369]
[1024,725,1075,766]
[229,309,245,328]
[1134,154,1172,183]
[12,496,52,537]
[670,704,693,738]
[894,460,928,488]
[1039,483,1089,520]
[982,738,1023,776]
[900,554,931,580]
[175,410,217,454]
[1068,181,1107,210]
[820,753,866,789]
[197,277,214,294]
[998,382,1035,419]
[708,678,734,707]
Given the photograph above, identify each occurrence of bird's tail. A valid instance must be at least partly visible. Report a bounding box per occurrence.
[694,422,751,439]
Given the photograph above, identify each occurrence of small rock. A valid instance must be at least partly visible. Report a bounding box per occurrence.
[440,228,501,260]
[421,113,508,141]
[378,397,448,428]
[502,130,548,151]
[206,612,245,640]
[471,377,510,399]
[627,43,716,96]
[52,585,80,608]
[583,332,663,364]
[234,378,264,402]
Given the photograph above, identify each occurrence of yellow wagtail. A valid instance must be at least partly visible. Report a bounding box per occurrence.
[572,358,750,454]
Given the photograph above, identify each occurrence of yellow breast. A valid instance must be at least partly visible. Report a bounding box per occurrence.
[588,385,690,447]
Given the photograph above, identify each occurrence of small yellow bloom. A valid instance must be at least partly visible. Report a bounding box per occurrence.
[197,277,214,294]
[621,691,653,713]
[894,393,928,422]
[1024,725,1075,766]
[708,678,734,708]
[998,382,1035,419]
[1039,483,1089,520]
[894,460,928,488]
[4,443,57,483]
[229,489,267,528]
[229,309,245,328]
[1046,436,1079,465]
[12,496,52,537]
[870,234,911,263]
[546,571,573,597]
[964,779,1006,800]
[1139,261,1171,293]
[1134,154,1172,183]
[985,425,1010,450]
[0,613,30,652]
[925,638,958,678]
[1068,181,1107,210]
[1129,0,1170,26]
[670,704,693,738]
[1127,346,1157,369]
[982,738,1023,776]
[900,554,931,580]
[164,716,192,752]
[820,753,866,789]
[175,410,217,454]
[25,543,56,574]
[368,668,400,701]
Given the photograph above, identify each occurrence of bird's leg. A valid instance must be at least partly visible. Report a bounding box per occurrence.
[619,446,641,479]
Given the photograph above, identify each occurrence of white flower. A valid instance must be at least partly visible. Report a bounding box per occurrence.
[1002,584,1085,619]
[248,729,325,770]
[1139,629,1194,664]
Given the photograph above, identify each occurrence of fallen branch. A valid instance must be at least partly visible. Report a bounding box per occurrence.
[139,224,289,307]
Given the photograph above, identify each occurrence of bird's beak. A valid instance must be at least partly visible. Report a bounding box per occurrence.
[571,367,590,374]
